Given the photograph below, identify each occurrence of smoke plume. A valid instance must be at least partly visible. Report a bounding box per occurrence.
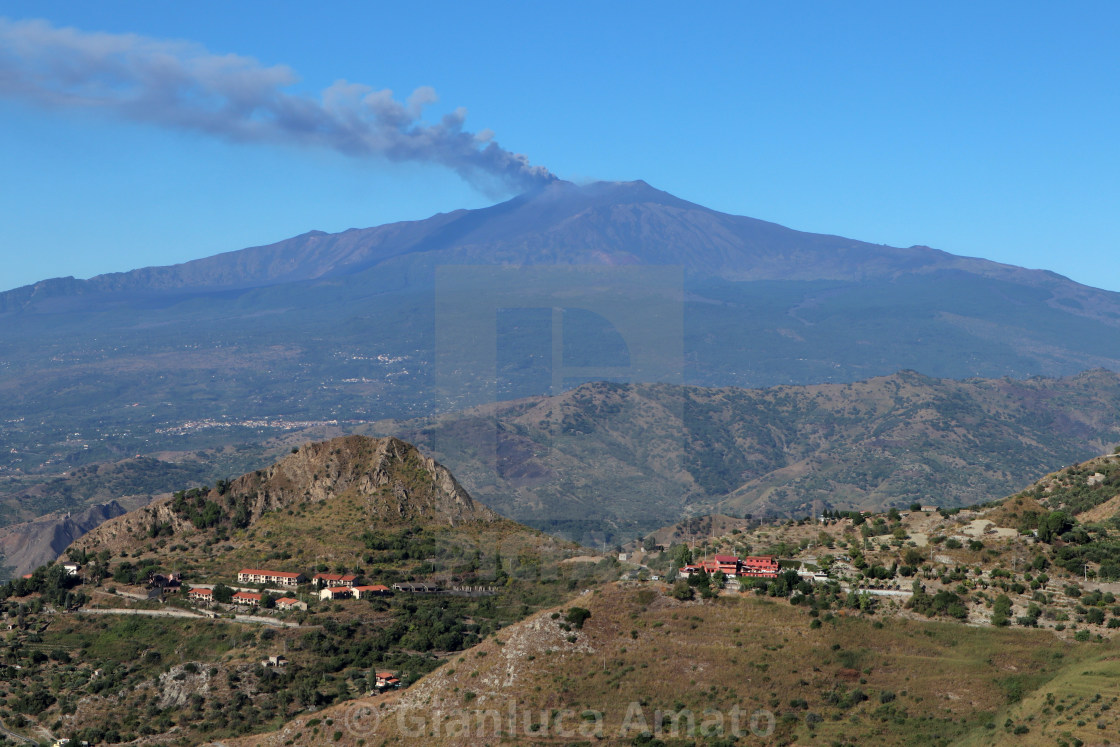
[0,17,556,194]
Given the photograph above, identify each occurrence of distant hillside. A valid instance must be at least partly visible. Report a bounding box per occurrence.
[5,180,1120,487]
[374,369,1120,541]
[0,500,128,581]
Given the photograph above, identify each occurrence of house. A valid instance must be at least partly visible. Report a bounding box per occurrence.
[188,587,213,603]
[920,505,939,513]
[232,591,262,606]
[275,597,306,611]
[375,672,401,689]
[713,554,740,576]
[319,587,352,601]
[312,572,359,588]
[352,584,391,599]
[62,563,81,576]
[739,556,780,579]
[237,569,306,587]
[262,655,288,667]
[392,582,437,593]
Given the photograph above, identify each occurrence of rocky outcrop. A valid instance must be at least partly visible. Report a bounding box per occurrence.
[70,436,500,554]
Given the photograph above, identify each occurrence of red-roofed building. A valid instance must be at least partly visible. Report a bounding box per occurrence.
[312,572,358,588]
[375,672,401,689]
[188,588,213,602]
[275,597,306,611]
[713,555,740,576]
[232,591,262,606]
[238,569,307,587]
[740,556,780,578]
[680,555,779,580]
[678,564,701,578]
[352,585,391,599]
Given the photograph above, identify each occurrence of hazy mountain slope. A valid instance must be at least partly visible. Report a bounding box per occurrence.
[373,370,1120,541]
[4,179,1120,494]
[5,179,1116,297]
[0,500,127,580]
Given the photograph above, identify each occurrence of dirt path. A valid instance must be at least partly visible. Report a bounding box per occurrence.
[74,607,302,627]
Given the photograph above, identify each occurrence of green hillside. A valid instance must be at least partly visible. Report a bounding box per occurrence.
[0,436,617,745]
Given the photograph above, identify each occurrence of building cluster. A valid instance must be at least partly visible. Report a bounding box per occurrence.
[678,554,780,580]
[184,568,394,607]
[313,572,391,601]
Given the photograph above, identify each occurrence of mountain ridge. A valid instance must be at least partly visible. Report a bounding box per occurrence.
[4,180,1116,309]
[370,369,1120,540]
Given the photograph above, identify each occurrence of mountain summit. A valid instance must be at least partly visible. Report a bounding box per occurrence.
[3,181,1120,487]
[4,180,1100,301]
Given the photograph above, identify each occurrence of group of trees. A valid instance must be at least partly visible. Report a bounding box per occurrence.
[169,484,252,532]
[0,562,87,609]
[908,581,968,619]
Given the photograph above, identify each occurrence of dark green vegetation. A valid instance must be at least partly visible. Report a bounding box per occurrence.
[993,452,1120,582]
[383,370,1120,543]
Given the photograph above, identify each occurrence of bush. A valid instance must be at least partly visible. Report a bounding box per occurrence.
[670,580,694,601]
[564,607,591,630]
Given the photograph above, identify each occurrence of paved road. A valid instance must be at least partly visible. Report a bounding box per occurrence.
[0,715,37,745]
[74,607,302,628]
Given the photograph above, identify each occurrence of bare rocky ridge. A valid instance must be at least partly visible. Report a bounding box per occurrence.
[73,435,500,555]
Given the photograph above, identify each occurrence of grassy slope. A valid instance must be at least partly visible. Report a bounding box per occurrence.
[230,582,1103,747]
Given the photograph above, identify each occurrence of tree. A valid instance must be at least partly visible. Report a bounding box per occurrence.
[1036,511,1074,543]
[670,580,694,601]
[212,583,233,604]
[669,544,692,569]
[992,594,1012,626]
[565,607,591,629]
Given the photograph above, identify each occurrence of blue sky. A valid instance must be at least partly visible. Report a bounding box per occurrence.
[2,2,1119,292]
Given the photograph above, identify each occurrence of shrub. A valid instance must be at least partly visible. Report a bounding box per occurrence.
[565,607,591,629]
